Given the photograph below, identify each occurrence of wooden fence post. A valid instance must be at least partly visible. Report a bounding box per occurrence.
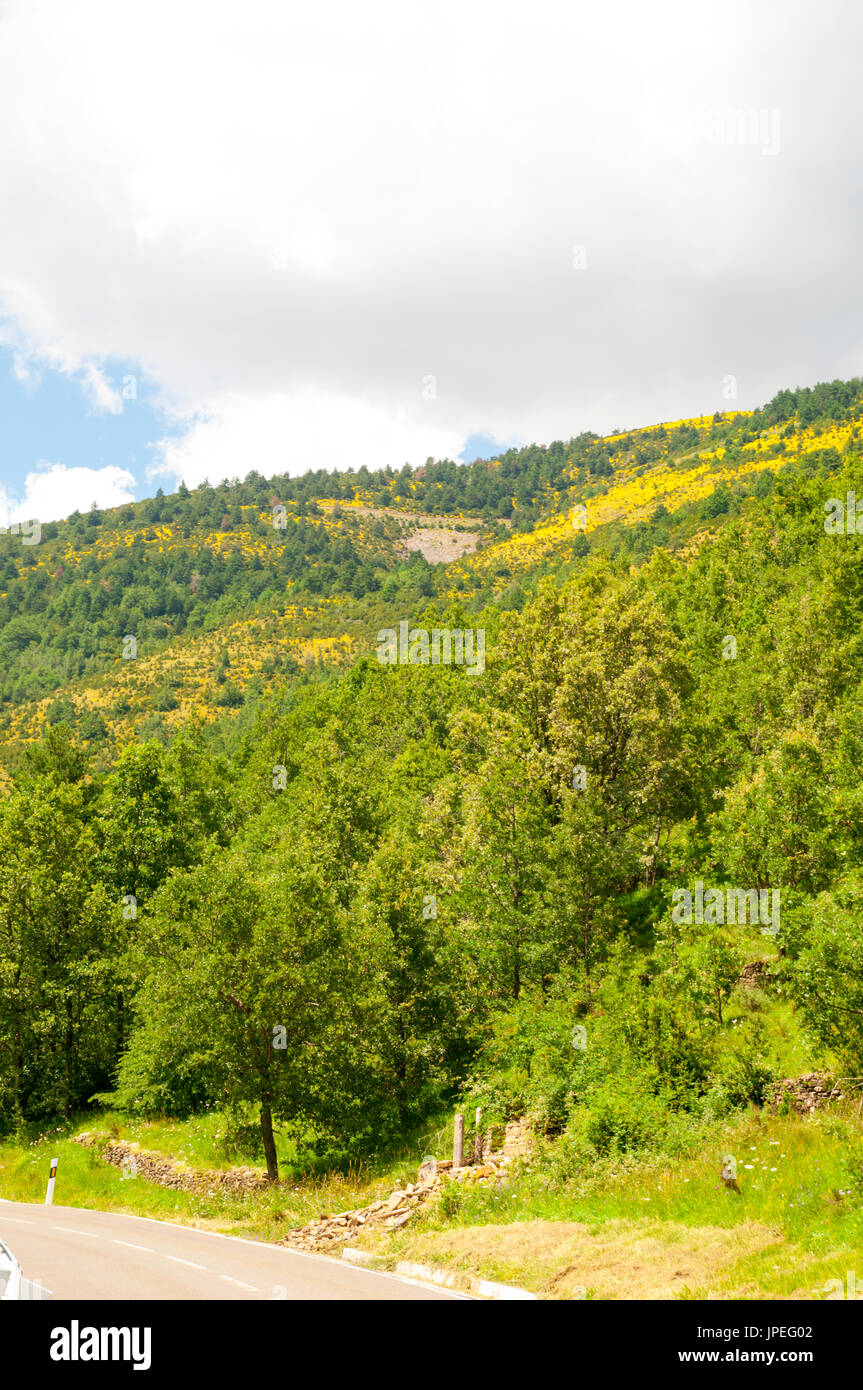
[453,1112,464,1172]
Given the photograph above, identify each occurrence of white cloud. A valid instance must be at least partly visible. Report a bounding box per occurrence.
[0,292,122,414]
[79,364,123,415]
[150,390,466,488]
[0,0,860,490]
[0,463,136,526]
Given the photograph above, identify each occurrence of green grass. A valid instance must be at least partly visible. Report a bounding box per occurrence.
[369,1107,863,1298]
[0,1108,455,1244]
[0,961,846,1297]
[3,1087,861,1297]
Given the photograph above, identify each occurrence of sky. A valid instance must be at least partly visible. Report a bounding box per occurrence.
[0,0,861,523]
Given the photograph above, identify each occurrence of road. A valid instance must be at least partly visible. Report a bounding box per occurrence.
[0,1200,464,1300]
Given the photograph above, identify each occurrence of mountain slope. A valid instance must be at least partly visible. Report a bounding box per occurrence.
[0,376,860,769]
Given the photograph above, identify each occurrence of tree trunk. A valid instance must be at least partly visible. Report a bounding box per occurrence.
[260,1098,279,1183]
[396,1012,408,1122]
[64,997,74,1120]
[12,1023,22,1126]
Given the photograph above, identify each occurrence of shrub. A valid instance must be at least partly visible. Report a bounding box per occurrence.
[577,1076,673,1157]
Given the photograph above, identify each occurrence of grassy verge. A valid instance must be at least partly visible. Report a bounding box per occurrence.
[352,1108,863,1299]
[0,1110,449,1244]
[3,1105,862,1298]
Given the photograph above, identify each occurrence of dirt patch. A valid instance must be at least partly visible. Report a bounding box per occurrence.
[319,502,482,564]
[396,1218,788,1300]
[399,528,479,564]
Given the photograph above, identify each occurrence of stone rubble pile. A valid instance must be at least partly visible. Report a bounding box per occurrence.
[279,1171,446,1254]
[280,1119,533,1255]
[767,1073,847,1115]
[737,959,774,988]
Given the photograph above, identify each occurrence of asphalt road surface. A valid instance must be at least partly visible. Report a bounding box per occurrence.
[0,1199,464,1300]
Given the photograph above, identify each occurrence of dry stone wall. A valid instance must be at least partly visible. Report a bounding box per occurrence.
[73,1131,269,1194]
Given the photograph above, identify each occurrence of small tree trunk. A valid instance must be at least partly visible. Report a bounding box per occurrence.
[64,998,74,1120]
[260,1099,279,1184]
[473,1108,483,1164]
[453,1113,464,1172]
[12,1024,22,1127]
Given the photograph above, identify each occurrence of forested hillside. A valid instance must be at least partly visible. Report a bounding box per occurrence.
[3,376,863,1206]
[1,376,860,766]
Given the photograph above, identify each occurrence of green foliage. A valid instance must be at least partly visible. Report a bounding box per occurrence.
[6,375,863,1177]
[578,1076,674,1157]
[705,1017,777,1114]
[789,877,863,1072]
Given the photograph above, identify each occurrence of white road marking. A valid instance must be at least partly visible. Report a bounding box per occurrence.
[0,1216,32,1224]
[54,1226,98,1237]
[112,1239,152,1252]
[165,1255,206,1270]
[220,1274,259,1291]
[2,1201,469,1298]
[125,1215,468,1294]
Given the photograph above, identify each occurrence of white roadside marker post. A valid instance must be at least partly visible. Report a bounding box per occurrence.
[45,1156,58,1205]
